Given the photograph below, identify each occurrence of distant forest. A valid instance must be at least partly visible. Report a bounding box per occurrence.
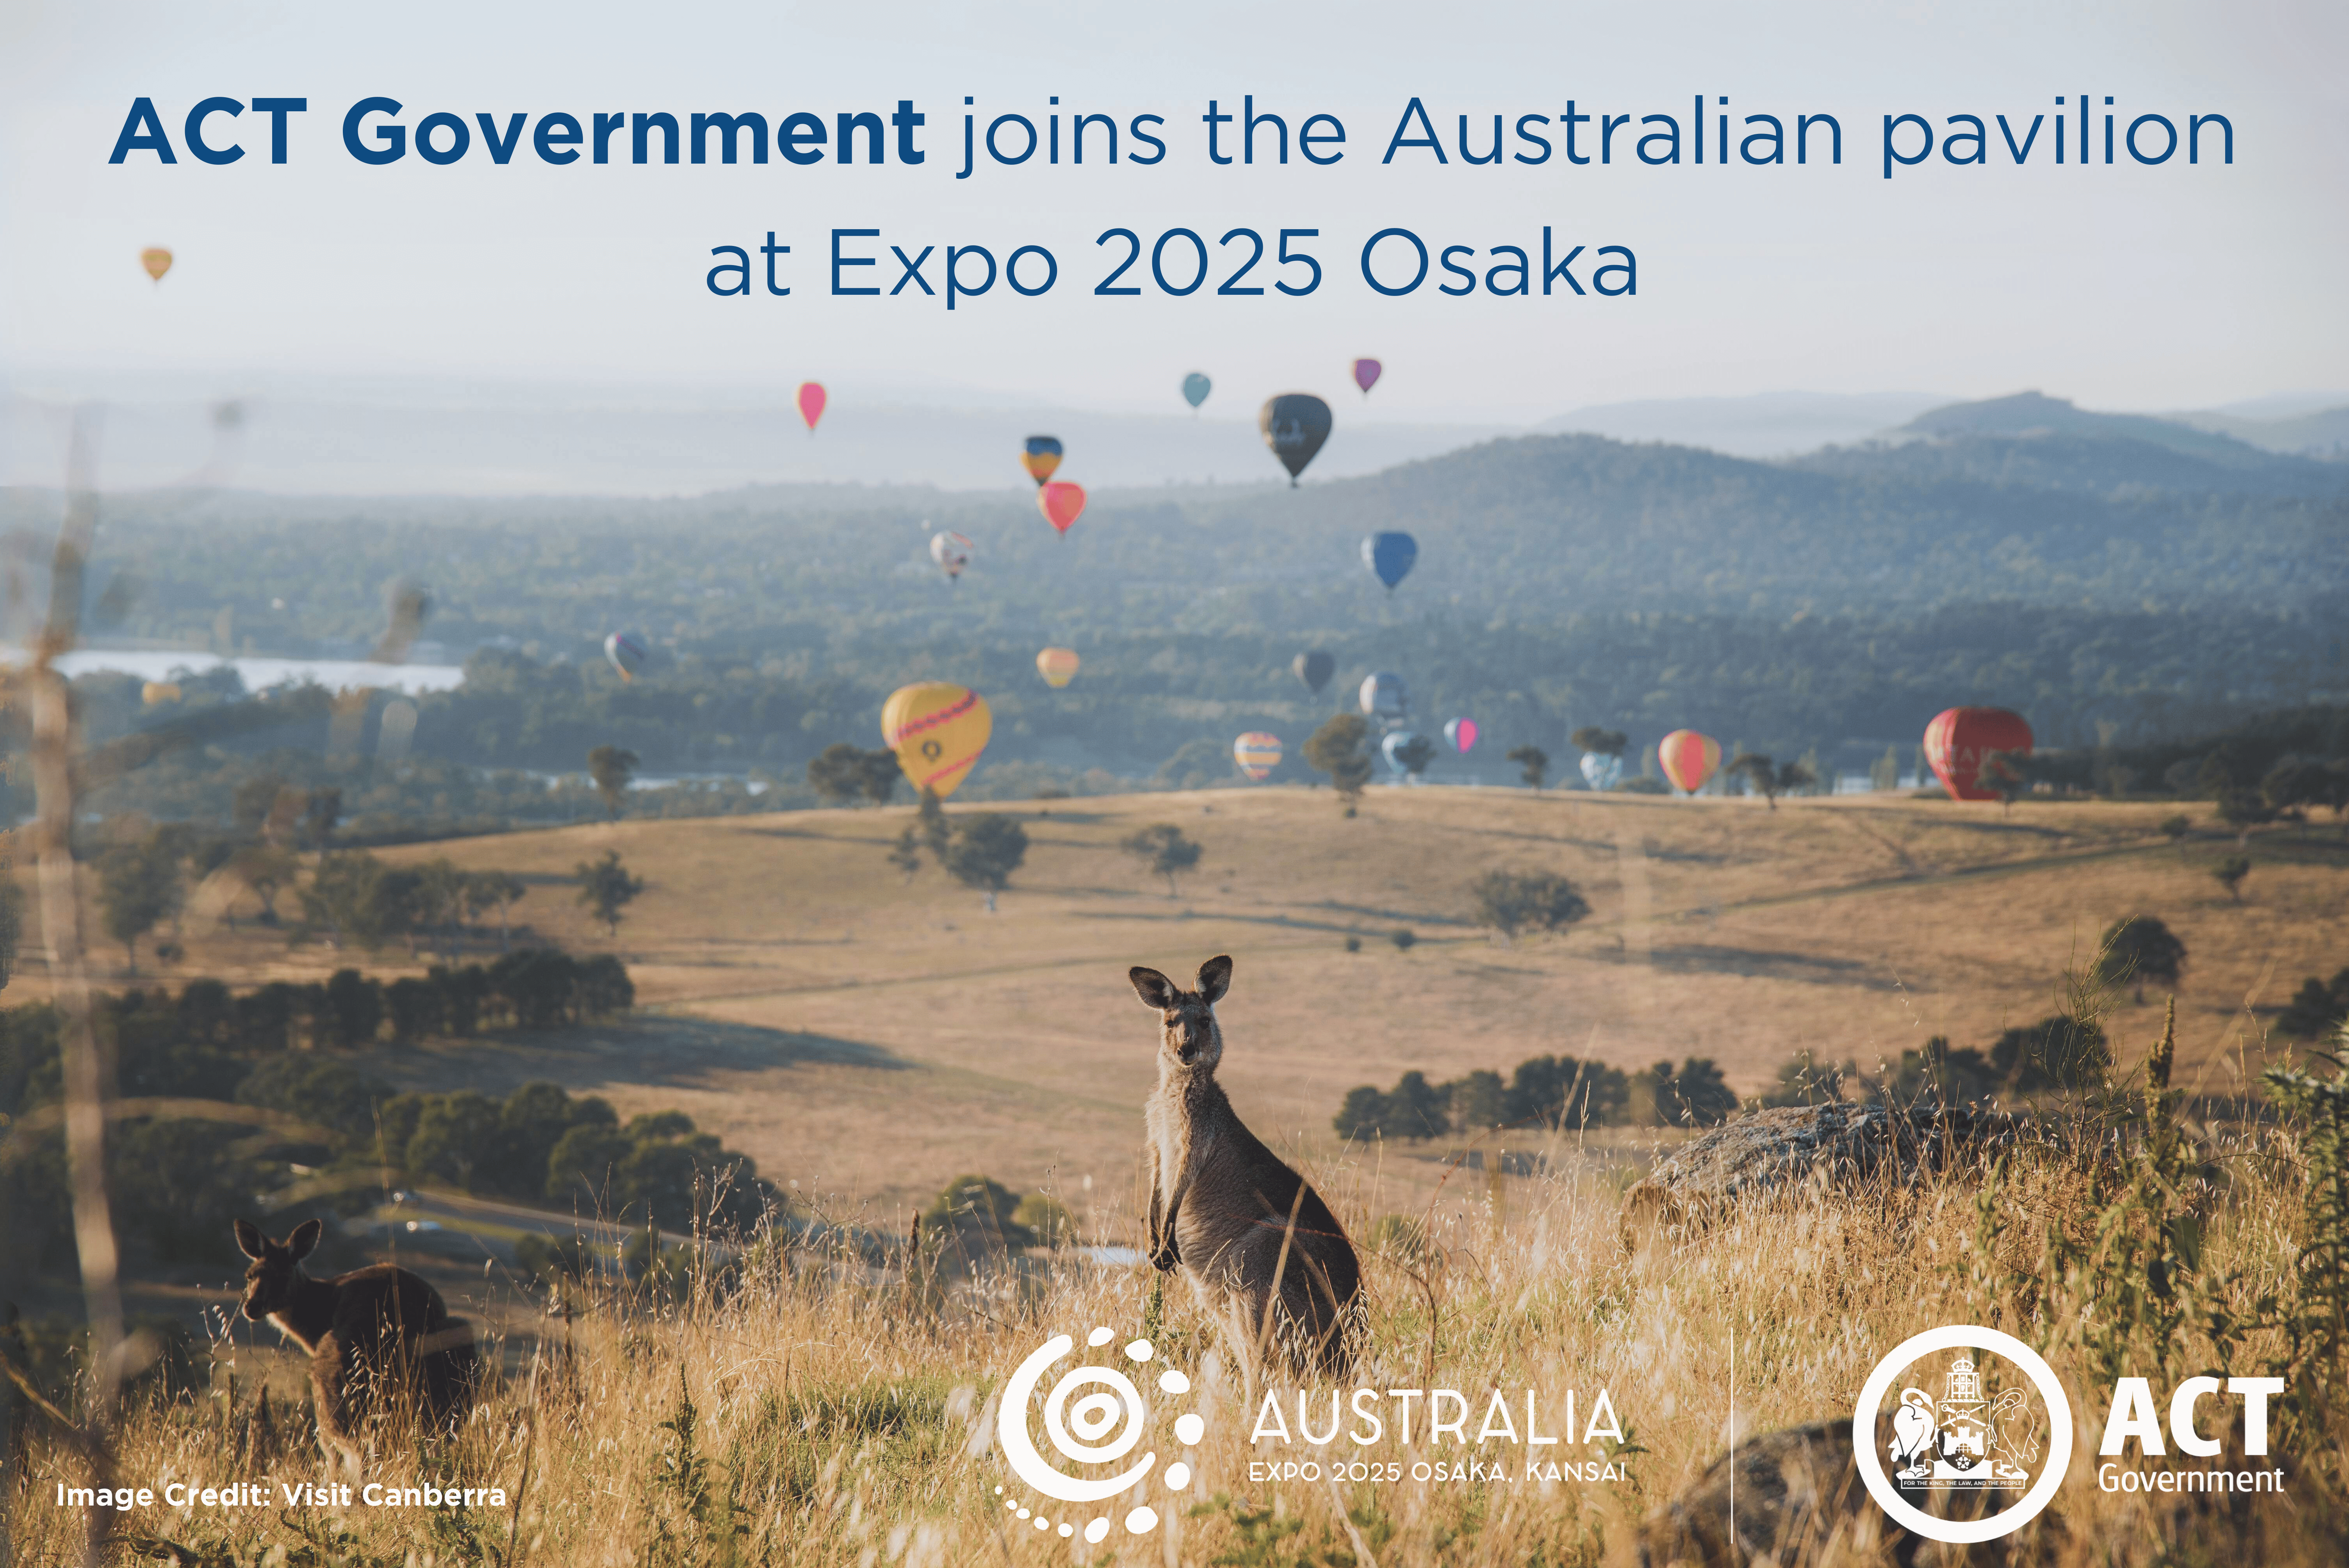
[5,415,2343,820]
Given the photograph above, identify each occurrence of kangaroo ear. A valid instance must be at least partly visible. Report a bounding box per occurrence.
[1196,954,1233,1005]
[233,1218,267,1260]
[286,1218,324,1262]
[1129,967,1180,1011]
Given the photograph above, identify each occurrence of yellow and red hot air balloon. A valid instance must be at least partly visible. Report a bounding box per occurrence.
[141,247,173,283]
[1036,647,1080,688]
[1657,730,1722,795]
[882,682,992,800]
[1038,481,1086,536]
[1233,732,1282,782]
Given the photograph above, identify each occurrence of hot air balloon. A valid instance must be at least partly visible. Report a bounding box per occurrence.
[1361,532,1417,592]
[1258,393,1332,486]
[1444,717,1478,754]
[1923,707,2034,802]
[882,682,993,800]
[1381,730,1426,777]
[796,381,827,433]
[1293,649,1335,697]
[141,246,173,284]
[1233,732,1282,781]
[1036,647,1080,688]
[1021,435,1063,486]
[1657,730,1722,794]
[1038,481,1086,536]
[141,681,182,706]
[1359,672,1407,721]
[929,530,973,581]
[1182,372,1212,410]
[1352,358,1382,396]
[1579,753,1624,791]
[604,631,649,682]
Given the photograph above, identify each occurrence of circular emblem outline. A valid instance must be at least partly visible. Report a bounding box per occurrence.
[1852,1324,2073,1545]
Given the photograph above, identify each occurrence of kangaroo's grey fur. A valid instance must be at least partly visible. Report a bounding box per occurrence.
[1132,955,1360,1384]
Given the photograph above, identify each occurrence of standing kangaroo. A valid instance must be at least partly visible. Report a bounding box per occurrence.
[1132,955,1360,1383]
[234,1218,479,1472]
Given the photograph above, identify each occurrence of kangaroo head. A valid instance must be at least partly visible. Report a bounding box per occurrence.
[1128,955,1232,1073]
[235,1217,324,1320]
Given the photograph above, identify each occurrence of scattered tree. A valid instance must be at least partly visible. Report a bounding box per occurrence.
[1727,753,1814,811]
[576,849,645,935]
[99,836,185,975]
[2159,814,2192,843]
[1870,745,1902,792]
[1303,713,1375,814]
[917,786,952,860]
[2211,855,2251,903]
[1121,824,1203,897]
[0,880,22,991]
[321,968,385,1049]
[1389,927,1417,951]
[919,1174,1033,1254]
[1506,744,1549,791]
[806,743,866,805]
[888,826,924,883]
[466,870,528,950]
[301,786,343,852]
[1011,1194,1078,1248]
[941,815,1028,912]
[587,745,639,820]
[1569,726,1627,757]
[857,748,904,807]
[2276,969,2349,1039]
[1976,750,2031,814]
[1640,1058,1739,1126]
[1470,869,1592,943]
[2092,915,2187,1003]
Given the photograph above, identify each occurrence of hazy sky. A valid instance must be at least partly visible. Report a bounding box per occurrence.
[4,0,2342,425]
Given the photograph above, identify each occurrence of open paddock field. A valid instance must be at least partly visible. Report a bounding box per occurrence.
[15,786,2344,1228]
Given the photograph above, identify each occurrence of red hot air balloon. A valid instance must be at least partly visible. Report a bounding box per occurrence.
[1657,730,1722,795]
[1923,707,2034,801]
[796,381,827,433]
[1038,481,1086,536]
[1352,358,1382,395]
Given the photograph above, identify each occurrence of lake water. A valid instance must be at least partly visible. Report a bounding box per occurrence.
[2,647,466,695]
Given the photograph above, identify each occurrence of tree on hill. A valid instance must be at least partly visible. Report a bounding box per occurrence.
[1470,870,1592,943]
[1506,745,1549,791]
[888,826,924,883]
[576,849,645,935]
[917,787,952,859]
[941,815,1028,912]
[100,834,185,975]
[1122,824,1203,897]
[2211,855,2251,903]
[806,743,866,805]
[1570,726,1628,757]
[0,880,22,992]
[1641,1058,1739,1126]
[1728,753,1814,811]
[296,851,397,951]
[857,747,904,807]
[302,786,343,851]
[920,1174,1034,1256]
[466,870,528,950]
[1303,713,1375,815]
[2276,969,2349,1038]
[2092,915,2187,1003]
[587,745,638,820]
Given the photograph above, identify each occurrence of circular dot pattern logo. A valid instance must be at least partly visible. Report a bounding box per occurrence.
[1852,1325,2073,1545]
[995,1326,1204,1541]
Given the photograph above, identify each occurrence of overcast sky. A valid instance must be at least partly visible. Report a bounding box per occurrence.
[3,0,2341,427]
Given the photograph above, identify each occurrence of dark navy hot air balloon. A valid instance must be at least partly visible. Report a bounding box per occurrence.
[1293,649,1335,697]
[1361,532,1417,592]
[1258,393,1332,486]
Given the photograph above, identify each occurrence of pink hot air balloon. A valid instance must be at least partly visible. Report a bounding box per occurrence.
[796,381,827,433]
[1444,717,1477,754]
[1038,481,1087,536]
[1352,358,1382,396]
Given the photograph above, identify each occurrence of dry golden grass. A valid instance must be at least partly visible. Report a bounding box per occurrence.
[17,787,2337,1225]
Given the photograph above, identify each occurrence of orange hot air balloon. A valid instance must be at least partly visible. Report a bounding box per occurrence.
[1923,707,2034,801]
[141,247,173,283]
[1233,732,1283,782]
[1021,435,1063,486]
[1038,481,1086,536]
[882,682,993,799]
[1035,647,1080,688]
[1657,730,1723,794]
[796,381,827,433]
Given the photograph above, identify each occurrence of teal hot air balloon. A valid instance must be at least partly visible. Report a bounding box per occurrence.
[1259,393,1332,486]
[1361,532,1417,592]
[1182,372,1212,409]
[604,631,649,682]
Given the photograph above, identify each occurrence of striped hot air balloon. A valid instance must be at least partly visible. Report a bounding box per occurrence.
[882,682,993,799]
[604,631,649,682]
[1233,732,1283,782]
[1657,730,1722,794]
[1021,435,1063,485]
[1035,647,1080,688]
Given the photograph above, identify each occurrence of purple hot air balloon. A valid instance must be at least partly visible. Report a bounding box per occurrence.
[1352,358,1382,396]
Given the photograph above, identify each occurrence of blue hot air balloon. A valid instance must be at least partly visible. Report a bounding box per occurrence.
[1359,672,1407,721]
[1361,532,1417,592]
[1579,752,1624,791]
[1182,372,1212,409]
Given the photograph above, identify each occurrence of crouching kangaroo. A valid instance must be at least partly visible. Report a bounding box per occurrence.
[234,1218,479,1472]
[1132,955,1360,1385]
